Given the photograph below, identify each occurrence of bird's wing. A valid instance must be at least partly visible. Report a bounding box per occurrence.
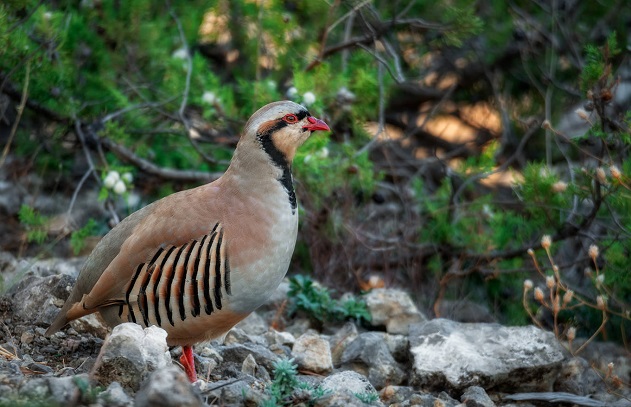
[47,183,225,334]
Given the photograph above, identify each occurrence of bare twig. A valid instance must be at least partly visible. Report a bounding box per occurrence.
[101,98,179,123]
[503,392,613,407]
[327,0,370,35]
[356,62,386,156]
[66,167,95,220]
[357,44,403,84]
[305,17,444,71]
[74,119,121,224]
[168,3,226,166]
[100,137,221,183]
[0,61,30,168]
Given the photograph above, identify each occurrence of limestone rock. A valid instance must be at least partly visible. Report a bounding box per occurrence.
[317,370,382,407]
[198,377,266,406]
[70,313,110,338]
[409,319,565,392]
[461,386,495,407]
[328,322,359,366]
[97,381,133,407]
[264,329,295,348]
[92,323,171,391]
[234,311,269,336]
[223,326,266,346]
[8,274,75,326]
[219,342,280,372]
[292,330,333,374]
[340,332,405,389]
[135,366,201,407]
[364,288,426,335]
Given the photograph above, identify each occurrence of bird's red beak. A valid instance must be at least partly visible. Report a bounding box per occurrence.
[303,116,330,132]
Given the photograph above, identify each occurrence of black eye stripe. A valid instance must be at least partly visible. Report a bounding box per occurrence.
[281,110,309,124]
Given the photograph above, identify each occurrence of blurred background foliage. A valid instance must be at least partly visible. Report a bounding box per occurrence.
[0,0,629,344]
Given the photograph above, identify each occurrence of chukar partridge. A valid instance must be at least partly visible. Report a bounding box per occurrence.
[46,100,330,382]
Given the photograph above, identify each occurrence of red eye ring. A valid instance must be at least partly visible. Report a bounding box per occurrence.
[283,114,298,124]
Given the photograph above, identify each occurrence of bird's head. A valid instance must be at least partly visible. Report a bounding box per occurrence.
[242,100,330,164]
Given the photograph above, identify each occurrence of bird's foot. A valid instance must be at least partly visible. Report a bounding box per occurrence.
[179,345,198,382]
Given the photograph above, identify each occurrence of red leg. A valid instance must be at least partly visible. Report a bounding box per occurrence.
[179,345,198,382]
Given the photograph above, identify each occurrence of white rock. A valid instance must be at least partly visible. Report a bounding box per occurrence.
[235,312,268,336]
[292,330,333,374]
[409,319,566,392]
[319,370,377,396]
[92,323,171,391]
[264,329,295,347]
[365,288,426,334]
[329,322,359,366]
[241,354,258,376]
[135,366,201,407]
[70,313,109,337]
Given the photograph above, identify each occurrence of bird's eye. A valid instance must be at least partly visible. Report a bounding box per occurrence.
[283,114,298,124]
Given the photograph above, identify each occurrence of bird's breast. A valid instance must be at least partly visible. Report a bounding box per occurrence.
[225,193,299,314]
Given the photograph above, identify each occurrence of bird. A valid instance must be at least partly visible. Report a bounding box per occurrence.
[46,100,330,382]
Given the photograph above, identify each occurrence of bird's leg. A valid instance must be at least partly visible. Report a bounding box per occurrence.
[179,345,198,382]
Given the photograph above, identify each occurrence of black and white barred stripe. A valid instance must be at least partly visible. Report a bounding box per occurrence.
[120,223,232,327]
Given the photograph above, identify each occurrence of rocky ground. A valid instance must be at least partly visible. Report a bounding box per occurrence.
[0,253,630,407]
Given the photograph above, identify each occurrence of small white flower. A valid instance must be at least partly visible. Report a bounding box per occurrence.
[534,287,544,302]
[113,180,127,195]
[266,80,276,89]
[172,48,188,60]
[588,244,599,259]
[302,91,316,106]
[317,147,329,159]
[303,154,312,163]
[202,91,218,105]
[523,279,533,290]
[43,11,52,21]
[122,172,133,183]
[286,86,298,99]
[103,175,116,189]
[567,327,576,341]
[103,171,120,189]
